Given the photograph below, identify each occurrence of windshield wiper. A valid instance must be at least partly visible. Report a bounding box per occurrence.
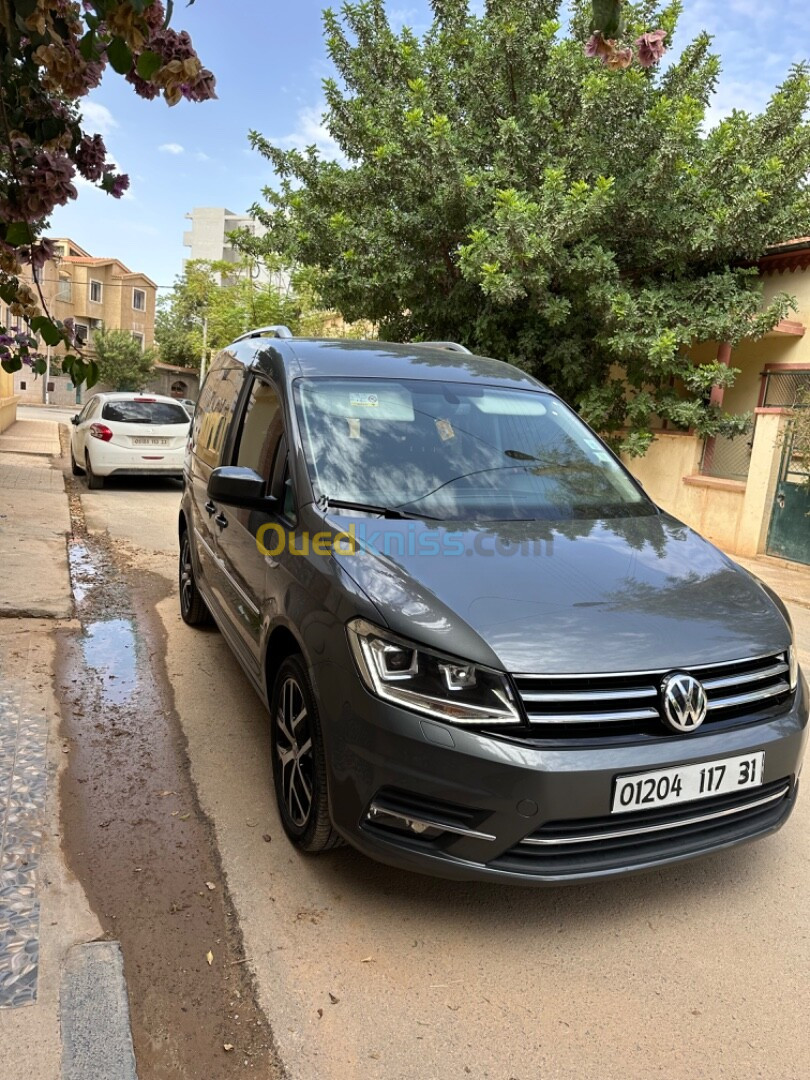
[317,498,436,520]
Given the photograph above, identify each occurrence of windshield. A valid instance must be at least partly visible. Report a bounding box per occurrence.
[293,378,653,522]
[102,400,190,425]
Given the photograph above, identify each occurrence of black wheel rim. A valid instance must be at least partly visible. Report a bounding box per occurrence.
[179,535,194,614]
[275,676,314,828]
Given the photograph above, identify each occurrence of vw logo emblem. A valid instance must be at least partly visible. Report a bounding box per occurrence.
[661,672,708,733]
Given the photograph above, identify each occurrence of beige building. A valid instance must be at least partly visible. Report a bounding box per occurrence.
[627,238,810,566]
[11,237,157,406]
[183,206,290,292]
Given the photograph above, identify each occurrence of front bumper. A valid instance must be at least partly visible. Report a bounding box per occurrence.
[313,661,808,884]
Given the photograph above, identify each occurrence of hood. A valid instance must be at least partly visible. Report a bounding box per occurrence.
[329,512,791,674]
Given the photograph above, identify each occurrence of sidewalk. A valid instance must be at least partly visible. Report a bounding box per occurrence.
[0,421,72,619]
[0,420,136,1080]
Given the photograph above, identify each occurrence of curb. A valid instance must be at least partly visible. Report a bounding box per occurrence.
[60,942,138,1080]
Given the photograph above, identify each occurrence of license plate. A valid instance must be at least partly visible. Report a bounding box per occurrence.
[612,752,765,814]
[132,437,170,446]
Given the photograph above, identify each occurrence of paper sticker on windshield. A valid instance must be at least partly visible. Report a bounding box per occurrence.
[350,393,379,408]
[435,419,455,441]
[348,418,361,439]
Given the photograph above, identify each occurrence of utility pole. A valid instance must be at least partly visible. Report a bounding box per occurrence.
[199,315,208,389]
[43,343,51,405]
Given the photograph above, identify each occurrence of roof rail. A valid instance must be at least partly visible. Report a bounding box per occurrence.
[416,341,472,354]
[233,325,293,343]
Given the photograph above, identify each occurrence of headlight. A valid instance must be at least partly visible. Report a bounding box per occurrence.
[346,618,520,726]
[788,644,799,692]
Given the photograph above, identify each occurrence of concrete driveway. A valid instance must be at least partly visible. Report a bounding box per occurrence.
[75,479,810,1080]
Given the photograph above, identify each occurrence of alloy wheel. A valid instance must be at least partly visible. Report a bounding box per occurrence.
[179,534,194,617]
[274,676,314,828]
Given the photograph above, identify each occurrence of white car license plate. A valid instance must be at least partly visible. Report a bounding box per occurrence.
[612,752,765,814]
[133,437,170,446]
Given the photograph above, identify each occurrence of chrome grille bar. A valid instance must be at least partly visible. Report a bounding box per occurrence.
[520,687,657,704]
[702,661,789,692]
[520,785,790,846]
[526,707,660,725]
[706,681,790,711]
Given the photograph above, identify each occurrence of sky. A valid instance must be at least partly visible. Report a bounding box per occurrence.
[50,1,810,294]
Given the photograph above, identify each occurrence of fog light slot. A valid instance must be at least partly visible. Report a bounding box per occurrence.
[366,800,496,842]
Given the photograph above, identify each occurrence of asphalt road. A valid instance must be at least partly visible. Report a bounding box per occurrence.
[75,476,810,1080]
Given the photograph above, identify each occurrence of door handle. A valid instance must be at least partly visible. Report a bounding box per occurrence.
[205,500,216,517]
[214,513,228,529]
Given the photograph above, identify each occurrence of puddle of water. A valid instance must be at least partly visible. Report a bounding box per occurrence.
[68,542,98,604]
[81,619,138,705]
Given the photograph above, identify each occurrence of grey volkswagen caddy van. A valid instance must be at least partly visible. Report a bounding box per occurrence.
[178,328,807,883]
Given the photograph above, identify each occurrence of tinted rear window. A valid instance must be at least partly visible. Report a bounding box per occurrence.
[102,401,190,425]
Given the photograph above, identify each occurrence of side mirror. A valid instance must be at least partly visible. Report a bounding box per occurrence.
[71,414,80,425]
[207,466,276,511]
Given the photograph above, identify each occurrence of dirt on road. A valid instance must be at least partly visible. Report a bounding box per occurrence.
[56,478,283,1079]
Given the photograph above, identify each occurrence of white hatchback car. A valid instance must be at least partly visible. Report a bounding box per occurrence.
[70,392,190,489]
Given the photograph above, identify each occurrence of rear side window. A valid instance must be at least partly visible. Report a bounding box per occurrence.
[102,400,189,424]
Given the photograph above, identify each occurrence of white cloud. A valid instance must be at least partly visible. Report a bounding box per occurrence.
[274,103,342,161]
[704,78,776,128]
[195,151,211,162]
[80,101,118,137]
[159,143,185,155]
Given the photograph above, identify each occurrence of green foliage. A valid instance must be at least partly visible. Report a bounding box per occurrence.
[246,0,810,453]
[155,258,315,368]
[92,328,156,392]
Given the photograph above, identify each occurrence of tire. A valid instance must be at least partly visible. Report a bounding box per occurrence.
[179,528,212,627]
[270,654,341,853]
[85,451,104,490]
[70,447,84,476]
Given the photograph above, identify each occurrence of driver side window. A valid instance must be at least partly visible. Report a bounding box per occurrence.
[234,378,284,482]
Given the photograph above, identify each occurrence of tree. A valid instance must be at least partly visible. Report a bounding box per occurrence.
[246,0,810,454]
[93,328,155,391]
[0,1,215,388]
[155,257,334,367]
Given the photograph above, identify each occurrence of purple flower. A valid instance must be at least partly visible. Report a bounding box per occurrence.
[100,168,131,199]
[75,133,107,182]
[635,29,667,68]
[584,33,613,60]
[19,238,57,272]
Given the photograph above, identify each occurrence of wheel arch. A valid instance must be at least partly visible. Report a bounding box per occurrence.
[263,624,307,708]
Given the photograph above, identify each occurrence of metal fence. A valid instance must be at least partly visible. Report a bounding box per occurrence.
[700,426,754,481]
[762,369,810,408]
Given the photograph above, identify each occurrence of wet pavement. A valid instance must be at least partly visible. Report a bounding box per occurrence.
[57,485,282,1079]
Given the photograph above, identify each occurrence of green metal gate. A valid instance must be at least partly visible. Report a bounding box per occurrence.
[766,423,810,565]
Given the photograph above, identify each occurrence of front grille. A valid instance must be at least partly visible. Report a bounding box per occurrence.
[511,652,792,741]
[489,778,794,877]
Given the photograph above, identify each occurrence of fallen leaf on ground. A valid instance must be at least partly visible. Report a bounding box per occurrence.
[246,819,258,827]
[223,1044,234,1052]
[206,951,213,966]
[329,992,339,1004]
[360,957,374,963]
[179,812,190,820]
